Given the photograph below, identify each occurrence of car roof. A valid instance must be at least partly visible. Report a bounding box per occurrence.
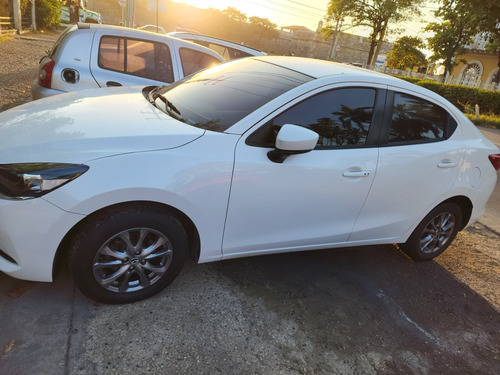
[75,23,225,61]
[251,56,431,94]
[252,56,397,80]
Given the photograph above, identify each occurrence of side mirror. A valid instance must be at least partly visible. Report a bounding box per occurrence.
[267,124,319,163]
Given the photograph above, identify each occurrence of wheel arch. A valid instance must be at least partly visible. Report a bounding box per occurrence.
[441,195,472,230]
[52,201,201,280]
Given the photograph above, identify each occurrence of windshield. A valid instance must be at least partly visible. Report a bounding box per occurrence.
[148,58,313,132]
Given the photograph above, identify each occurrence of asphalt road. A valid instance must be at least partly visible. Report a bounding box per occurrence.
[0,33,499,375]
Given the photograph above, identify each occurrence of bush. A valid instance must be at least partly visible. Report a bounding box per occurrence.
[35,0,60,30]
[397,77,500,117]
[465,114,500,130]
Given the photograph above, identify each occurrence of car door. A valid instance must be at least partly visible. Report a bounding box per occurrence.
[222,86,385,258]
[349,89,466,241]
[90,33,179,88]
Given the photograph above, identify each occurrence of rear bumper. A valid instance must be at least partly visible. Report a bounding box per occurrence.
[31,81,66,100]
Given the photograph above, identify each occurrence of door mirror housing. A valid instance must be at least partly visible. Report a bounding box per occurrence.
[268,124,319,163]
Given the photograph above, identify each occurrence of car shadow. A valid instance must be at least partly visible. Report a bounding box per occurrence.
[1,243,499,374]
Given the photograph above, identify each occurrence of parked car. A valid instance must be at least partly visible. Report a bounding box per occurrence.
[168,31,266,60]
[137,24,167,34]
[32,23,225,99]
[3,57,500,304]
[60,0,101,24]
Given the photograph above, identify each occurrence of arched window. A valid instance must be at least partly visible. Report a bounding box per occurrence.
[485,68,500,90]
[459,62,483,87]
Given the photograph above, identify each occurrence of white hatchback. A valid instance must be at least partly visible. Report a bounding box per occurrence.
[32,23,225,99]
[3,56,499,304]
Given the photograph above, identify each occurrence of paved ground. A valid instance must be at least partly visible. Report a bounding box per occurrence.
[0,33,499,375]
[0,33,57,112]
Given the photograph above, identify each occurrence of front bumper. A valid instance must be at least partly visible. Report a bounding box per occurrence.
[0,197,85,282]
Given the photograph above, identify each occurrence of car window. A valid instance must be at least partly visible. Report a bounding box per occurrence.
[184,39,253,61]
[98,36,174,83]
[179,48,221,76]
[247,88,377,149]
[153,58,313,132]
[388,93,455,144]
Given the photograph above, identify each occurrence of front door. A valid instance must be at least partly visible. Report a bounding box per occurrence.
[222,87,383,257]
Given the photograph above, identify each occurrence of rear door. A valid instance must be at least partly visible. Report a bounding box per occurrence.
[349,88,466,241]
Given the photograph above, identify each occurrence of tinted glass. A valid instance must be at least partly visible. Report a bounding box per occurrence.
[179,48,221,76]
[389,93,448,143]
[189,40,253,60]
[248,88,376,148]
[99,36,174,83]
[156,59,313,132]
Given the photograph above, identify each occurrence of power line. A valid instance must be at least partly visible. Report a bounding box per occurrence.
[285,0,327,13]
[247,0,324,18]
[242,0,323,23]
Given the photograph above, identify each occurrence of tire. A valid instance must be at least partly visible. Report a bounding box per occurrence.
[401,202,462,261]
[69,205,187,304]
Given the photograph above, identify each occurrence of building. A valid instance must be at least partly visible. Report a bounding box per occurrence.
[447,31,500,91]
[262,24,392,66]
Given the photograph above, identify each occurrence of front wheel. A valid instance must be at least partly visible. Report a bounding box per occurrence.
[69,205,188,304]
[400,202,462,261]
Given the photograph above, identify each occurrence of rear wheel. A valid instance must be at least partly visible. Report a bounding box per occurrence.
[69,205,187,304]
[401,202,462,261]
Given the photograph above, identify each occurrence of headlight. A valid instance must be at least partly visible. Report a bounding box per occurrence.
[0,163,89,200]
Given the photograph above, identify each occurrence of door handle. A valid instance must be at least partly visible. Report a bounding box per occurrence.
[342,170,371,178]
[437,161,457,169]
[106,81,122,87]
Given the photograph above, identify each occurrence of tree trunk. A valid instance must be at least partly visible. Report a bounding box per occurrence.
[366,32,378,66]
[370,20,388,66]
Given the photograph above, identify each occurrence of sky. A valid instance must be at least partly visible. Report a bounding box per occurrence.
[177,0,440,42]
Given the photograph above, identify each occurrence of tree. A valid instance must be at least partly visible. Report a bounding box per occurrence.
[35,0,61,30]
[354,0,423,66]
[222,7,247,23]
[323,0,423,66]
[249,16,279,41]
[321,0,356,60]
[425,0,481,77]
[460,0,500,83]
[387,36,427,70]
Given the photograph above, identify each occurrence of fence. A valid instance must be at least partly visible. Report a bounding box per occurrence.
[0,16,16,36]
[364,64,500,92]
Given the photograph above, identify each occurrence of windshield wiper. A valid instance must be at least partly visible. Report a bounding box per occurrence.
[148,87,185,122]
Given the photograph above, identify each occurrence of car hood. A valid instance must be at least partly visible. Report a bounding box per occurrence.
[0,88,204,163]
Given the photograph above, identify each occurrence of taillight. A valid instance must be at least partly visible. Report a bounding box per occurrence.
[38,59,55,88]
[489,154,500,171]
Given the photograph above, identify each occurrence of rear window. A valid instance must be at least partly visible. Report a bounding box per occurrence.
[388,93,457,144]
[155,58,313,132]
[50,24,77,58]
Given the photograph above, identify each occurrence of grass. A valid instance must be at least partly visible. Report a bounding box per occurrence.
[0,34,14,43]
[465,114,500,130]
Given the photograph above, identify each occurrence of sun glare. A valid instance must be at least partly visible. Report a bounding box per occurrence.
[178,0,327,31]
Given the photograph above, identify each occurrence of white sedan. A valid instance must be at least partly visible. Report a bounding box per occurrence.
[1,57,499,304]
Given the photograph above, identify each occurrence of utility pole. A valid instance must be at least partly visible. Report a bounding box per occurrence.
[13,0,21,33]
[31,0,36,31]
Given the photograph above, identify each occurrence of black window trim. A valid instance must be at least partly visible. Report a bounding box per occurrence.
[245,86,387,150]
